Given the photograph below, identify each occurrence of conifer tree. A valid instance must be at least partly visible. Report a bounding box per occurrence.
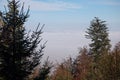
[86,17,111,58]
[33,58,52,80]
[85,17,111,80]
[0,0,46,80]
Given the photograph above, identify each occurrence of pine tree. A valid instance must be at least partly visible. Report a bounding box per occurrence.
[33,58,52,80]
[85,17,111,58]
[0,0,46,80]
[85,17,111,80]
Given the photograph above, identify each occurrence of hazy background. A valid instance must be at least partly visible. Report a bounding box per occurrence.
[0,0,120,62]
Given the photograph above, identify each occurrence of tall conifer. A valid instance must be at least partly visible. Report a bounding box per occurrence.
[0,0,45,80]
[86,17,111,58]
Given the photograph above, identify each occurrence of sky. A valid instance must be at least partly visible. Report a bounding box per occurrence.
[0,0,120,62]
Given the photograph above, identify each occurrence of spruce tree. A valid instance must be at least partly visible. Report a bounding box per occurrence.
[85,17,111,80]
[86,17,111,58]
[0,0,45,80]
[33,58,52,80]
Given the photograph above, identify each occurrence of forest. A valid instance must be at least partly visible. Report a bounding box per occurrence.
[0,0,120,80]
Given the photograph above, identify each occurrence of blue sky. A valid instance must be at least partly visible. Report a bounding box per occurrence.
[0,0,120,62]
[0,0,120,31]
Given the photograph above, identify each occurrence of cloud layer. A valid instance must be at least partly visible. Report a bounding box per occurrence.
[42,31,120,62]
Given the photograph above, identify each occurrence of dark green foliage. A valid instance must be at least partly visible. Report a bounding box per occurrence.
[86,17,111,58]
[85,17,111,80]
[34,58,52,80]
[0,0,45,80]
